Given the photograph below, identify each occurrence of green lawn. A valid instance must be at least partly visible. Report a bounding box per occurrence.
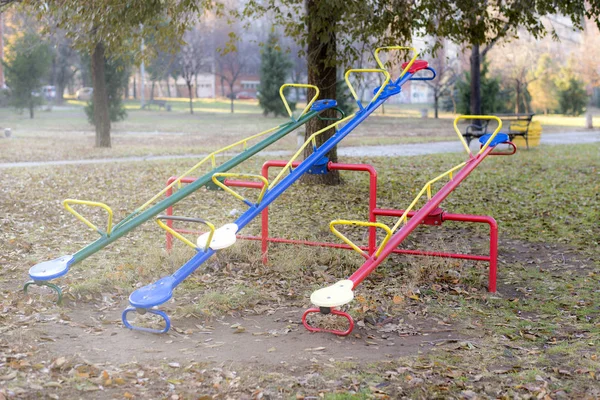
[1,101,597,164]
[1,139,598,398]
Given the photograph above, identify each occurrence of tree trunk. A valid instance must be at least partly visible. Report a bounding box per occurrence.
[303,0,340,185]
[515,79,521,114]
[29,99,34,119]
[166,77,171,97]
[92,42,111,148]
[187,80,193,114]
[229,83,234,113]
[470,44,482,121]
[434,91,439,119]
[133,76,137,99]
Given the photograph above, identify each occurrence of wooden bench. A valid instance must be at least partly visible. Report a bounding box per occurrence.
[142,99,171,111]
[463,113,541,149]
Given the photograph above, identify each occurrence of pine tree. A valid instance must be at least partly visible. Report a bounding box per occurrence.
[258,32,293,117]
[2,32,51,119]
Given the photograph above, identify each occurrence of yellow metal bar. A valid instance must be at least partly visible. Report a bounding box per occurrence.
[330,220,393,258]
[63,199,114,236]
[156,219,198,250]
[453,115,503,155]
[269,114,356,189]
[390,161,467,233]
[138,124,284,211]
[374,46,418,79]
[344,69,391,107]
[211,173,269,205]
[279,83,320,119]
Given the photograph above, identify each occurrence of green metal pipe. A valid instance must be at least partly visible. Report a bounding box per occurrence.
[71,111,318,264]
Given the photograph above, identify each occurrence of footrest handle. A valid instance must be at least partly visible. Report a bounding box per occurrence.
[23,280,63,304]
[122,306,171,334]
[302,307,354,336]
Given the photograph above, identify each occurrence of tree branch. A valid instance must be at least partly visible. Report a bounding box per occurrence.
[481,22,510,58]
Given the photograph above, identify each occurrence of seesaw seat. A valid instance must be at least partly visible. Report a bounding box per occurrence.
[29,255,73,281]
[129,276,175,309]
[310,279,354,307]
[197,223,238,250]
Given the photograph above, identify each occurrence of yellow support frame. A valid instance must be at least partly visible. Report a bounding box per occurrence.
[279,83,320,119]
[344,68,391,109]
[63,199,114,236]
[387,115,503,238]
[155,217,215,250]
[374,46,419,80]
[329,220,393,259]
[453,115,503,155]
[138,84,320,212]
[211,173,269,205]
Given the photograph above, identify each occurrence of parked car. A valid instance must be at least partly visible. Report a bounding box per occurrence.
[235,91,257,100]
[42,85,56,100]
[76,87,94,101]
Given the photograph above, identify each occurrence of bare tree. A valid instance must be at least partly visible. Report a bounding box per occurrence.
[424,42,460,118]
[177,28,205,114]
[488,36,539,114]
[215,40,258,113]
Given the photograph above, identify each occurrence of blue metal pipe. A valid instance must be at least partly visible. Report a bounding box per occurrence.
[169,97,388,288]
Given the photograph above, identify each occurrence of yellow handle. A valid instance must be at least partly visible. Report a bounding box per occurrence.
[63,199,114,236]
[279,83,320,119]
[453,115,503,155]
[344,69,391,108]
[329,220,393,258]
[211,173,269,205]
[374,46,419,79]
[156,217,215,250]
[268,113,356,189]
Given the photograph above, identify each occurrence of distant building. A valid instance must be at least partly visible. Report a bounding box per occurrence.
[0,13,5,89]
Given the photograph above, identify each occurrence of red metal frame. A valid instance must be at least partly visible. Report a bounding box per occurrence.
[302,307,354,336]
[165,158,498,292]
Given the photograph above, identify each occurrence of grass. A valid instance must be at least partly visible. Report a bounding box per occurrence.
[1,107,599,397]
[1,101,597,163]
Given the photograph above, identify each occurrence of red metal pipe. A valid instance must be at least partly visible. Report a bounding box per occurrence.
[349,147,496,288]
[373,208,497,292]
[260,160,378,262]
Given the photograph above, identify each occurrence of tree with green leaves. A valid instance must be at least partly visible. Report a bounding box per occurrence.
[258,32,294,117]
[456,62,509,115]
[1,0,210,147]
[556,63,588,116]
[2,31,51,118]
[242,1,600,184]
[83,53,130,125]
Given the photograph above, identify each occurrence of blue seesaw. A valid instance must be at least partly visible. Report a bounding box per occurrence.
[122,46,437,333]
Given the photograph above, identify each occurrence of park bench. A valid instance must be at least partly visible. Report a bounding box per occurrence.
[142,99,171,111]
[463,113,541,149]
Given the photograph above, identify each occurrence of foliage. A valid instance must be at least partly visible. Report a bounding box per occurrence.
[2,31,51,118]
[455,63,510,114]
[529,54,559,114]
[19,0,214,60]
[83,54,130,124]
[556,64,588,116]
[258,32,294,117]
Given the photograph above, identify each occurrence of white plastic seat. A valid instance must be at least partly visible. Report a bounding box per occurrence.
[197,223,238,250]
[310,279,354,308]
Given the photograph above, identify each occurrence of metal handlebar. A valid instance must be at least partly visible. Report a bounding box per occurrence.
[156,215,215,250]
[279,83,320,120]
